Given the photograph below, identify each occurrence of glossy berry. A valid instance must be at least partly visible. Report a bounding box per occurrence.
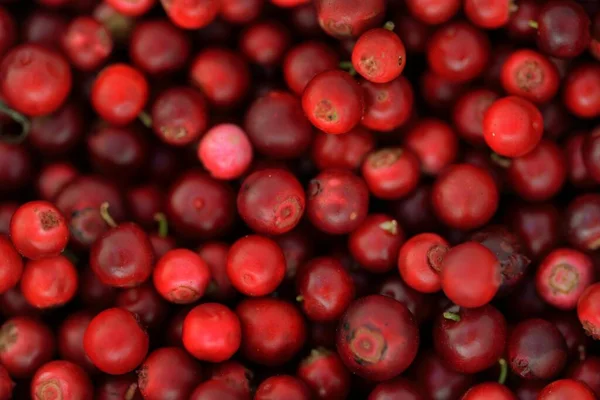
[348,214,404,273]
[434,304,507,373]
[314,0,385,39]
[405,0,460,25]
[10,200,69,260]
[538,379,596,400]
[296,256,355,321]
[0,44,71,116]
[535,0,591,58]
[226,235,286,296]
[397,233,448,294]
[255,375,311,400]
[508,318,567,380]
[21,256,77,308]
[578,283,600,339]
[368,377,423,400]
[461,383,516,400]
[297,348,351,399]
[62,16,113,71]
[153,249,211,304]
[441,242,501,308]
[500,49,560,104]
[352,27,406,83]
[336,295,419,381]
[106,0,155,16]
[283,41,339,95]
[565,194,600,251]
[83,308,149,375]
[239,21,290,66]
[236,297,306,366]
[0,236,22,294]
[91,64,148,126]
[198,124,253,180]
[161,0,219,29]
[404,119,459,175]
[361,148,420,199]
[312,127,374,171]
[361,76,414,132]
[31,360,93,400]
[307,169,369,235]
[562,64,600,118]
[301,70,365,135]
[464,0,511,29]
[583,127,600,182]
[452,88,499,146]
[483,96,543,157]
[432,164,499,230]
[189,379,243,400]
[238,168,305,235]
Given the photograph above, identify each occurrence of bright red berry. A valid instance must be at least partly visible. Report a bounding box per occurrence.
[352,27,406,83]
[160,0,219,29]
[0,236,22,294]
[30,360,93,400]
[198,124,253,180]
[153,249,212,304]
[21,255,77,308]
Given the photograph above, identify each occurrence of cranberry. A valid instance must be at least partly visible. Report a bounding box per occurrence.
[198,124,253,180]
[361,76,414,132]
[36,163,78,202]
[189,379,244,400]
[239,21,290,66]
[28,102,85,156]
[62,16,113,71]
[405,0,460,25]
[314,0,384,38]
[568,356,600,397]
[83,308,149,375]
[348,214,404,273]
[30,360,93,400]
[562,63,600,118]
[506,201,561,260]
[220,0,263,24]
[312,126,374,171]
[414,351,474,400]
[57,312,96,373]
[452,88,499,146]
[565,194,600,251]
[464,0,511,29]
[506,0,540,41]
[538,379,596,400]
[125,185,163,229]
[500,49,560,104]
[352,26,406,83]
[255,375,311,400]
[153,249,211,304]
[115,283,169,329]
[461,383,515,400]
[578,283,600,339]
[96,374,143,400]
[21,255,77,308]
[336,295,419,381]
[361,148,419,199]
[209,360,253,397]
[377,275,432,324]
[404,119,459,175]
[0,236,22,295]
[197,242,236,301]
[283,41,338,95]
[535,0,591,58]
[508,318,567,380]
[397,232,448,294]
[236,297,306,366]
[0,317,54,378]
[161,0,219,29]
[297,348,351,399]
[368,377,423,400]
[137,347,201,400]
[106,0,155,16]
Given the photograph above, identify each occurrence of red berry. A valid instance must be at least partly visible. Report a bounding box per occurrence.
[500,49,560,104]
[404,119,459,175]
[461,382,516,400]
[106,0,155,16]
[57,311,96,373]
[538,379,596,400]
[368,377,424,400]
[21,256,77,308]
[464,0,511,29]
[562,63,600,118]
[283,41,339,95]
[535,0,591,59]
[348,214,404,273]
[314,0,385,39]
[0,236,22,294]
[578,283,600,339]
[565,194,600,251]
[198,124,253,180]
[583,127,600,182]
[0,7,15,58]
[0,364,13,400]
[83,308,149,375]
[62,16,113,71]
[360,76,414,132]
[297,348,351,399]
[255,375,311,400]
[36,162,78,202]
[312,126,374,171]
[153,249,211,304]
[405,0,460,25]
[116,283,168,330]
[398,232,448,294]
[220,0,264,24]
[189,379,243,400]
[452,88,499,146]
[567,357,600,397]
[352,27,406,83]
[28,102,85,156]
[0,317,54,378]
[31,360,93,400]
[161,0,219,29]
[240,21,290,66]
[197,242,236,301]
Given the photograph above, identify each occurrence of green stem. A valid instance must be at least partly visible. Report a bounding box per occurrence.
[339,61,357,76]
[528,20,539,29]
[498,358,508,385]
[443,312,460,322]
[99,202,117,228]
[383,21,395,31]
[154,212,168,238]
[138,111,152,128]
[0,101,31,144]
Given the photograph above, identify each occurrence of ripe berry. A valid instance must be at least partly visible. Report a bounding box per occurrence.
[238,168,305,235]
[312,127,374,171]
[314,0,385,39]
[36,162,78,202]
[0,364,12,400]
[283,41,339,95]
[565,194,600,251]
[255,375,311,400]
[10,200,69,260]
[538,379,596,400]
[361,148,420,199]
[240,21,290,66]
[0,236,22,294]
[83,308,149,375]
[31,360,93,400]
[567,357,600,397]
[500,49,560,104]
[578,283,600,339]
[161,0,219,29]
[189,379,243,400]
[562,63,600,118]
[452,88,499,146]
[583,127,600,182]
[197,242,235,301]
[220,0,264,24]
[297,348,351,399]
[28,102,84,156]
[535,0,591,58]
[404,119,459,175]
[62,16,113,71]
[414,351,474,400]
[483,96,543,157]
[57,311,96,373]
[361,76,414,132]
[21,256,77,308]
[336,295,419,381]
[198,124,253,180]
[461,383,516,400]
[405,0,460,25]
[348,214,404,273]
[106,0,155,16]
[397,233,448,294]
[153,249,211,304]
[352,26,406,83]
[301,70,365,135]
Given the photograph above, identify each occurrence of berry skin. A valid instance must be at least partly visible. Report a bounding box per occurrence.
[182,303,241,363]
[255,375,311,400]
[198,124,253,180]
[106,0,155,16]
[368,377,424,400]
[0,44,72,116]
[452,88,499,146]
[297,348,351,399]
[352,27,406,83]
[483,96,543,158]
[361,77,414,132]
[0,236,22,294]
[83,308,149,375]
[226,235,286,296]
[562,63,600,118]
[61,16,113,71]
[0,364,13,400]
[312,127,374,172]
[153,249,212,304]
[535,0,591,59]
[440,242,501,308]
[283,41,339,95]
[239,21,290,66]
[21,256,78,309]
[538,379,596,400]
[398,232,448,294]
[161,0,219,29]
[302,70,365,135]
[578,283,600,339]
[405,0,460,25]
[237,168,305,235]
[362,148,420,199]
[314,0,385,39]
[461,382,516,400]
[30,360,93,400]
[189,379,244,400]
[336,295,419,381]
[91,64,149,126]
[404,119,459,176]
[500,49,560,104]
[464,0,511,29]
[10,200,69,260]
[348,214,404,273]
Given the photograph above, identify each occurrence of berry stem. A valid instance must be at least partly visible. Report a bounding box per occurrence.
[339,61,357,76]
[379,220,399,235]
[154,212,168,238]
[296,295,304,302]
[99,202,117,228]
[138,111,152,128]
[125,383,138,400]
[443,311,461,322]
[490,152,512,168]
[498,358,508,384]
[383,21,395,31]
[0,101,31,144]
[528,20,539,29]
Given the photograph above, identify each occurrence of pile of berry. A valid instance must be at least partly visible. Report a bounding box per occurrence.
[0,0,599,399]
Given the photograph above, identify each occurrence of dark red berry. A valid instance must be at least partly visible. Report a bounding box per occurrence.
[297,348,351,399]
[535,0,591,58]
[255,375,311,400]
[348,214,404,273]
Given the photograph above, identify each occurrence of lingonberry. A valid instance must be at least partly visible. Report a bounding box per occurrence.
[161,0,219,29]
[441,242,501,308]
[306,169,369,235]
[536,248,594,310]
[578,283,600,339]
[0,364,12,400]
[0,236,22,295]
[506,201,561,260]
[336,295,419,381]
[360,76,414,132]
[240,21,290,66]
[22,10,67,49]
[0,7,15,58]
[130,19,190,75]
[464,0,511,29]
[57,311,96,373]
[548,311,590,359]
[90,219,154,287]
[209,360,253,397]
[283,41,338,95]
[302,70,365,135]
[297,348,351,399]
[0,203,17,235]
[296,256,355,321]
[275,227,315,281]
[31,360,93,400]
[506,0,540,41]
[500,49,560,104]
[226,235,286,296]
[153,248,211,304]
[238,168,305,235]
[236,297,306,366]
[348,214,404,273]
[397,233,448,294]
[198,124,252,180]
[352,26,406,83]
[91,64,148,126]
[166,171,235,239]
[565,194,600,251]
[405,0,460,25]
[115,283,169,329]
[434,304,507,373]
[189,379,243,400]
[414,351,474,400]
[378,275,432,324]
[106,0,155,16]
[420,69,466,109]
[125,185,163,229]
[0,44,71,116]
[404,119,459,175]
[583,127,600,182]
[426,22,490,82]
[314,0,385,38]
[137,347,201,400]
[452,88,499,146]
[21,255,77,308]
[28,102,85,156]
[245,91,314,159]
[568,357,600,397]
[83,308,149,375]
[220,0,263,24]
[197,242,236,301]
[9,200,69,260]
[368,377,423,400]
[562,63,600,118]
[508,318,567,379]
[62,16,112,71]
[312,126,374,171]
[189,48,250,107]
[0,287,38,318]
[461,383,516,400]
[95,374,142,400]
[151,87,208,147]
[535,0,591,58]
[483,96,543,157]
[0,317,54,378]
[36,163,78,202]
[432,164,499,230]
[538,379,596,400]
[255,375,311,400]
